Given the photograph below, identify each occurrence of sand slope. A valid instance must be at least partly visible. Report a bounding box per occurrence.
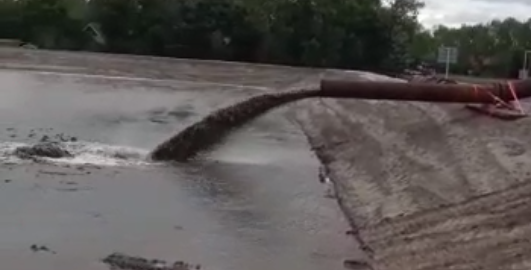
[294,72,531,269]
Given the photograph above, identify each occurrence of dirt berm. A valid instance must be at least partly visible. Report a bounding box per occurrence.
[1,48,531,269]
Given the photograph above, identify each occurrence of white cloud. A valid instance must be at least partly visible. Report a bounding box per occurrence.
[418,0,531,28]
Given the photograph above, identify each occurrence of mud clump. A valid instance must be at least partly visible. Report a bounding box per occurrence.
[150,88,320,162]
[30,244,56,254]
[102,253,200,270]
[14,142,72,160]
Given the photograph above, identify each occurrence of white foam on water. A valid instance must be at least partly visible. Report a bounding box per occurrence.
[58,141,151,166]
[0,142,32,164]
[0,141,151,167]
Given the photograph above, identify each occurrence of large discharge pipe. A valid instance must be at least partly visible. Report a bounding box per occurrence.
[151,79,531,162]
[319,79,531,103]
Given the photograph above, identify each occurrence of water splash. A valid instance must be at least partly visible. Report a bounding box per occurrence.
[0,141,150,166]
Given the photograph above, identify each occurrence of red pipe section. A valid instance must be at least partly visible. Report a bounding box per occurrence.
[319,79,531,104]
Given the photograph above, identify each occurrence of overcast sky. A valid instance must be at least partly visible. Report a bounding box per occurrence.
[418,0,531,28]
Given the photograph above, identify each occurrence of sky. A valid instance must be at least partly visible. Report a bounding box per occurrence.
[418,0,531,28]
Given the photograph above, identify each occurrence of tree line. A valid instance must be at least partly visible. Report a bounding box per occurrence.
[411,18,531,78]
[0,0,529,78]
[0,0,424,73]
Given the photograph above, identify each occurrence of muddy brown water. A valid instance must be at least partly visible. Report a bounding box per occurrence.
[0,68,357,270]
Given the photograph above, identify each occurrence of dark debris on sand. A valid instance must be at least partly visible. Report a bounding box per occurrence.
[14,142,73,160]
[102,253,201,270]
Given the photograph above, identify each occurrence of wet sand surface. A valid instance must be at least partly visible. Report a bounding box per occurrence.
[0,61,356,270]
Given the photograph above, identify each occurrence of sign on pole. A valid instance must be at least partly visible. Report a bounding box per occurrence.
[437,46,458,78]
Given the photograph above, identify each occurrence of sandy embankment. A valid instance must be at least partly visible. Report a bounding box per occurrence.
[293,72,531,269]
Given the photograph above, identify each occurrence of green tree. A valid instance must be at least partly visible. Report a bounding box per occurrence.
[19,0,86,49]
[0,0,428,72]
[0,0,22,39]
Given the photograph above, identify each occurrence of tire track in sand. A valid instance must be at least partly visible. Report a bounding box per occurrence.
[318,98,474,226]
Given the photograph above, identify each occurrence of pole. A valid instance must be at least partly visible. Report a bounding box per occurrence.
[445,48,450,79]
[523,51,529,79]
